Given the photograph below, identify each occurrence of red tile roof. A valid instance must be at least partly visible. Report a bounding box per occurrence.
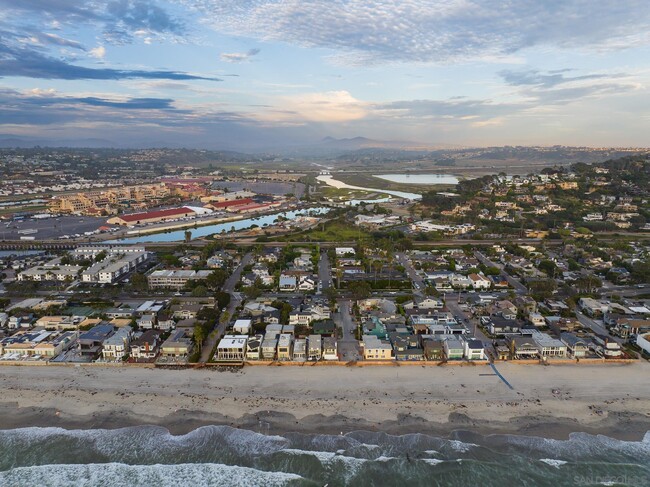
[117,207,195,223]
[209,198,255,209]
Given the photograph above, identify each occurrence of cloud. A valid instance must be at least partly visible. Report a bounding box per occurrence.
[220,48,260,63]
[0,0,186,45]
[89,46,106,59]
[374,97,523,122]
[186,0,650,65]
[267,90,368,123]
[499,69,616,88]
[0,43,219,81]
[498,69,638,105]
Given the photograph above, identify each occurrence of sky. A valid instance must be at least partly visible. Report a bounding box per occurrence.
[1,0,650,150]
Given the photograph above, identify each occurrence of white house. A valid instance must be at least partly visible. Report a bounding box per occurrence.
[216,335,248,361]
[469,273,492,290]
[233,319,252,335]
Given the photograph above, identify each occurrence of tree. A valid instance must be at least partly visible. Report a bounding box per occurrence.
[193,325,206,352]
[184,230,192,243]
[130,272,148,291]
[191,285,208,297]
[349,281,371,301]
[324,286,339,307]
[538,260,558,278]
[206,269,228,290]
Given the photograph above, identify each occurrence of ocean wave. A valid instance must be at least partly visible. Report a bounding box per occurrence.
[540,459,568,468]
[0,426,648,486]
[0,462,308,487]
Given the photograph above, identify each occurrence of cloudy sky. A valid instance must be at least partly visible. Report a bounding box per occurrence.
[1,0,650,150]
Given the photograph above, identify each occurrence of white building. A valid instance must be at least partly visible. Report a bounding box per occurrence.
[215,335,248,361]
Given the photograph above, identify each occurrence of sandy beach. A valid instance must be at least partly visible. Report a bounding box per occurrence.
[1,362,649,440]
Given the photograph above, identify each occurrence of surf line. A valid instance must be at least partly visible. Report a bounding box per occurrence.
[490,363,514,390]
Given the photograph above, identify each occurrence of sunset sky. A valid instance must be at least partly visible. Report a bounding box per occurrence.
[1,1,650,150]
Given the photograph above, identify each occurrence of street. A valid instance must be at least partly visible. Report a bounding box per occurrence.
[396,252,424,297]
[575,310,624,345]
[200,252,253,362]
[474,251,528,294]
[317,250,332,292]
[445,293,492,348]
[333,299,361,361]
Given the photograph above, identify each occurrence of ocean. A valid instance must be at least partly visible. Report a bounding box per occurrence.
[0,426,648,486]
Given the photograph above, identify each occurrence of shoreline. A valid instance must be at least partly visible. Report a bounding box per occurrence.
[1,362,649,441]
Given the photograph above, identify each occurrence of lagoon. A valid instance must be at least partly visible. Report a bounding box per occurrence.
[374,173,459,185]
[106,207,331,244]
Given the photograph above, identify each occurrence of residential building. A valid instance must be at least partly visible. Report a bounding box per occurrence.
[276,333,294,361]
[233,319,253,335]
[78,324,115,360]
[261,333,279,360]
[560,333,589,358]
[444,338,464,359]
[531,331,567,358]
[130,330,162,360]
[322,337,338,360]
[308,334,322,361]
[160,329,193,360]
[147,270,212,289]
[245,334,263,360]
[463,338,485,360]
[102,326,133,360]
[216,335,248,361]
[361,335,393,360]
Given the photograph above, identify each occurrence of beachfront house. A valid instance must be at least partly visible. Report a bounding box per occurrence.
[262,333,279,360]
[463,338,485,360]
[444,338,464,360]
[276,333,294,361]
[361,335,393,360]
[130,330,162,361]
[160,329,193,360]
[216,335,248,361]
[322,337,338,360]
[245,334,263,361]
[101,326,133,360]
[560,333,588,358]
[292,339,307,361]
[308,334,322,361]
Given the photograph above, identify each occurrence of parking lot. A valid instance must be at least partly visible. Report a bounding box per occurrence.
[1,216,113,241]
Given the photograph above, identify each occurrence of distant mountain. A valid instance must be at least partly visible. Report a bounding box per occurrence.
[319,136,447,150]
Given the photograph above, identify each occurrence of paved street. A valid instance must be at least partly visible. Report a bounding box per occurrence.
[396,252,424,297]
[200,252,253,362]
[575,310,623,345]
[474,251,528,294]
[333,299,361,361]
[318,249,332,292]
[445,294,491,345]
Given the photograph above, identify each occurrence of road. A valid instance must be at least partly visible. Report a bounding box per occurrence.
[474,251,528,294]
[445,294,491,346]
[333,299,361,361]
[318,250,332,292]
[575,310,623,345]
[200,252,253,362]
[396,252,424,297]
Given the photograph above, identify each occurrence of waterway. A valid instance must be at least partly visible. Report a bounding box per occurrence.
[373,173,459,185]
[316,175,422,200]
[106,207,331,244]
